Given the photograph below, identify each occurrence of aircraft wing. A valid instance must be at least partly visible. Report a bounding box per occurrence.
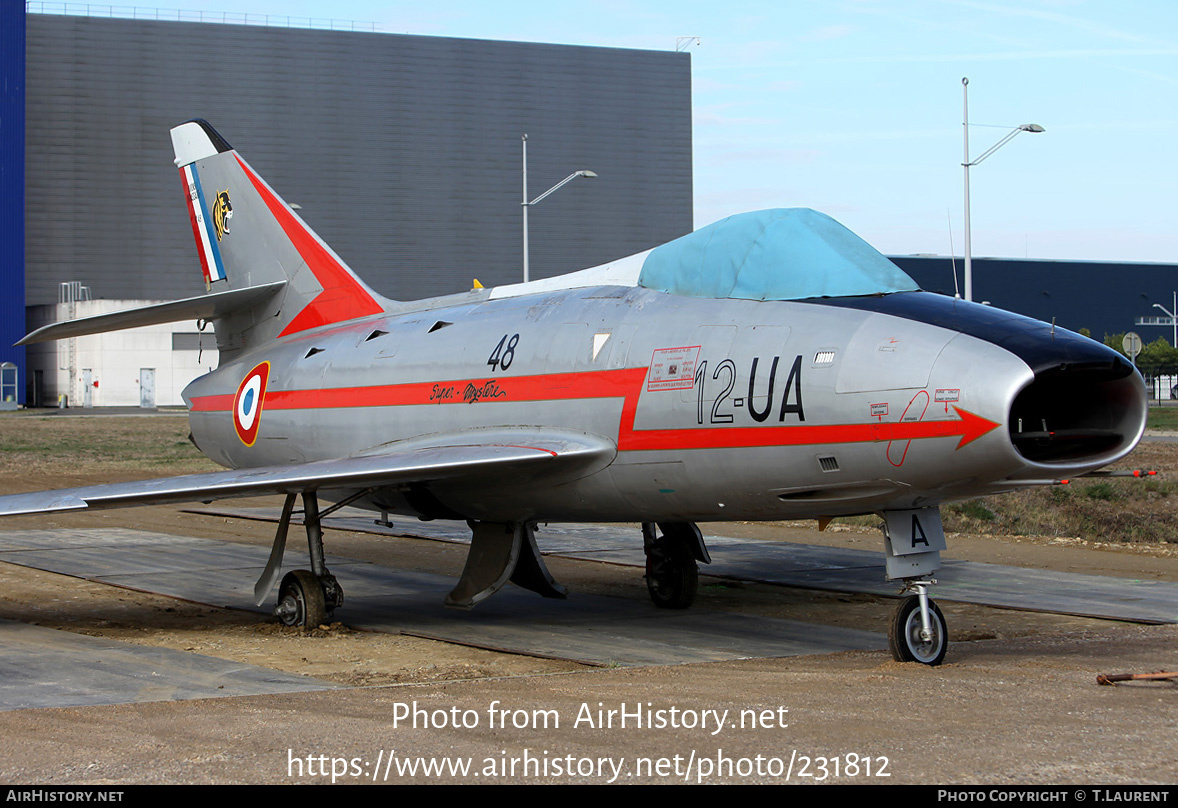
[0,430,616,517]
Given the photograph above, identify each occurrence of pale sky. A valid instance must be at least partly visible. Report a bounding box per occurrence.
[43,0,1178,263]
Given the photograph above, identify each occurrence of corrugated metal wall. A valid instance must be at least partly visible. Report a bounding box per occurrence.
[0,5,26,400]
[24,14,693,307]
[893,255,1178,340]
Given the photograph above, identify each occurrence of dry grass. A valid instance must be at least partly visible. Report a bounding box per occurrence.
[842,440,1178,545]
[0,413,218,476]
[941,481,1178,545]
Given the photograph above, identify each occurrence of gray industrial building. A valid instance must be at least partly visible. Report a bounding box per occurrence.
[2,9,694,405]
[22,12,692,305]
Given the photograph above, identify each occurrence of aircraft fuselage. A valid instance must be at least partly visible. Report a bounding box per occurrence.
[184,284,1144,525]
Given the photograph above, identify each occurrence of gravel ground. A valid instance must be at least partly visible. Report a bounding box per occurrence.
[0,415,1174,784]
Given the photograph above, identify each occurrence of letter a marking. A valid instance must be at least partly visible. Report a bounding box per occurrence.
[911,514,930,548]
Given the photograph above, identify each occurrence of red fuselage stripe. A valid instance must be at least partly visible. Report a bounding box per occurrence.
[188,367,998,453]
[188,369,642,413]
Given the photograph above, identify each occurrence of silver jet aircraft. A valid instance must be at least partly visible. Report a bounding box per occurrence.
[4,121,1148,665]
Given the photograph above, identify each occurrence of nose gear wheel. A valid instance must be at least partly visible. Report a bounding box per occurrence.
[888,595,947,666]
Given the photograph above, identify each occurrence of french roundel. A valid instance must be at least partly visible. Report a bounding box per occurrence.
[233,361,270,446]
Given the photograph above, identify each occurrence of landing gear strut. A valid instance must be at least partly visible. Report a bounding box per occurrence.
[642,522,710,609]
[255,491,346,628]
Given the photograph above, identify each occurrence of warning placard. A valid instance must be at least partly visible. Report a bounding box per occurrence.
[647,346,700,391]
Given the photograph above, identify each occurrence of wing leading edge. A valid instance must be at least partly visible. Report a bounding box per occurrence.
[0,430,616,517]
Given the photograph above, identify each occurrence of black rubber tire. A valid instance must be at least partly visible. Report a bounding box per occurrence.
[276,569,328,628]
[645,538,698,609]
[888,595,947,666]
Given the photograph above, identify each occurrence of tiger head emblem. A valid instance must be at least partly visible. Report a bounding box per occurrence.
[212,190,233,241]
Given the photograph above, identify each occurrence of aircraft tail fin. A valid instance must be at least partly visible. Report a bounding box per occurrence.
[171,120,389,352]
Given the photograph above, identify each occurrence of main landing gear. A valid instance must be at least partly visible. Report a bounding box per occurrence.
[642,522,711,609]
[255,491,347,629]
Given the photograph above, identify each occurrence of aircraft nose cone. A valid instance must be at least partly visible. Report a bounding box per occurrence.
[813,292,1147,472]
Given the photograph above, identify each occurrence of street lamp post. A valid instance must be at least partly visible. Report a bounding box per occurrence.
[1152,290,1178,347]
[962,77,1045,302]
[522,134,597,283]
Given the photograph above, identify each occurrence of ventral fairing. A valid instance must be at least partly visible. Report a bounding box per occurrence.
[6,120,1147,665]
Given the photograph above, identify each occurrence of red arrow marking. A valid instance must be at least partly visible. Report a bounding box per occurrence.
[617,405,999,452]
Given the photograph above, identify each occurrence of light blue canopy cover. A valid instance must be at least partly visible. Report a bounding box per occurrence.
[637,208,920,301]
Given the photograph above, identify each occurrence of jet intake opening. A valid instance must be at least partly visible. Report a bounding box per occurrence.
[1009,362,1145,464]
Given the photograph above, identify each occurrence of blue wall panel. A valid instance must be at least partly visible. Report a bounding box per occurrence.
[0,6,25,402]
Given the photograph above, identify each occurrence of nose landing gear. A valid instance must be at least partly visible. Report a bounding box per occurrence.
[881,508,949,666]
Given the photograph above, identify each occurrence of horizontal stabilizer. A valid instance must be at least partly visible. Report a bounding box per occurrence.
[17,281,285,345]
[0,432,616,517]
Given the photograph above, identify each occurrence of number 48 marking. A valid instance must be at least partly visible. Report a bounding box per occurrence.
[487,334,519,371]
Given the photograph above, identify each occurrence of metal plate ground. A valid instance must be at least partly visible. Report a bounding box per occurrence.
[0,618,339,711]
[192,509,1178,624]
[0,528,887,680]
